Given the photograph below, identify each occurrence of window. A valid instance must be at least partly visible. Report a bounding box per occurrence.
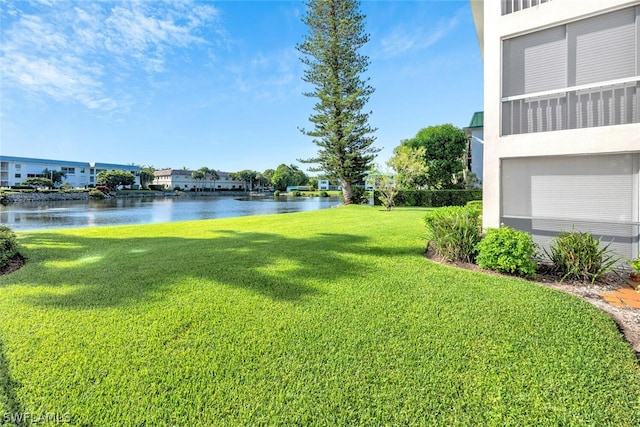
[14,173,21,179]
[80,168,85,174]
[502,6,639,135]
[15,164,21,171]
[502,0,551,16]
[61,167,76,174]
[501,153,638,259]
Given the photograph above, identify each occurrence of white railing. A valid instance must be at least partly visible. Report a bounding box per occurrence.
[502,0,551,16]
[501,77,639,135]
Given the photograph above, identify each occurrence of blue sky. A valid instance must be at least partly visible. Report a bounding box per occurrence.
[0,0,483,173]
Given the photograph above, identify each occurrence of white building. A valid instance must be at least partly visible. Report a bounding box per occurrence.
[472,0,640,259]
[463,111,484,186]
[317,179,341,191]
[153,169,247,191]
[0,156,141,188]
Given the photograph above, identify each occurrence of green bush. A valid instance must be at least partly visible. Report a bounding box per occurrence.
[374,189,482,208]
[0,226,21,270]
[476,227,538,278]
[148,184,164,191]
[424,206,482,263]
[319,191,329,198]
[544,230,621,283]
[344,186,369,204]
[273,190,281,197]
[292,190,302,197]
[89,189,105,199]
[466,200,483,217]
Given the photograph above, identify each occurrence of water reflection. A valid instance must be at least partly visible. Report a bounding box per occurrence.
[0,196,340,231]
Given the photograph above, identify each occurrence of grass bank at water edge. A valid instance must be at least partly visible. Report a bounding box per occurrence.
[1,206,639,425]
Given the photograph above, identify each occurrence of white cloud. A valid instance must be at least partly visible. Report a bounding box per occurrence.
[229,47,301,103]
[0,0,223,112]
[379,7,466,59]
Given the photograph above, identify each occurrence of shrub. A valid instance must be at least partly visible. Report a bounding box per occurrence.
[319,191,329,198]
[273,190,281,197]
[95,185,110,193]
[424,206,482,263]
[630,253,640,273]
[466,200,483,217]
[373,189,482,208]
[341,186,369,205]
[89,189,105,199]
[0,226,21,270]
[148,184,164,191]
[292,190,302,197]
[544,230,621,283]
[173,186,182,192]
[476,227,538,278]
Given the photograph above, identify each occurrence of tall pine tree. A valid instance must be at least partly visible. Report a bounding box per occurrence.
[297,0,379,205]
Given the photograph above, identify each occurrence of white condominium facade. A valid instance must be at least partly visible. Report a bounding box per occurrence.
[0,155,141,188]
[472,0,640,259]
[153,169,247,191]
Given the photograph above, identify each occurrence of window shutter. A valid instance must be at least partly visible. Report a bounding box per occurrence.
[571,8,637,86]
[503,26,566,97]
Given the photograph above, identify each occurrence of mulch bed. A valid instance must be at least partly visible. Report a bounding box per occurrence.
[0,253,26,276]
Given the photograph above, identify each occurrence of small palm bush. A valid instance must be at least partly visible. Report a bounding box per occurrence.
[0,226,21,270]
[475,227,538,278]
[544,230,621,283]
[424,206,482,263]
[89,189,105,199]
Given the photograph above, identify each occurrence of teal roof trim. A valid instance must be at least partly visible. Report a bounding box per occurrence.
[468,111,484,128]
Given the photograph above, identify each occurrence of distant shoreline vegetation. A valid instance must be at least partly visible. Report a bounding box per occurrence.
[0,189,251,204]
[0,189,344,204]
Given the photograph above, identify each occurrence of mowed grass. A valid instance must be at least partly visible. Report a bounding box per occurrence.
[1,206,639,425]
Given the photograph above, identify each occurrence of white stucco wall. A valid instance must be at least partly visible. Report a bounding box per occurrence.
[479,0,640,229]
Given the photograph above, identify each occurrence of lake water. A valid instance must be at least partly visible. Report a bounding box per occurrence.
[0,195,341,231]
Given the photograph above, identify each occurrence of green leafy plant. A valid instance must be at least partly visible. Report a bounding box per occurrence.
[544,230,621,283]
[629,253,640,273]
[424,206,482,263]
[475,227,538,278]
[0,225,21,270]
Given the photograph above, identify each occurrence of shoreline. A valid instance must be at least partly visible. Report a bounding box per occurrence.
[1,190,271,204]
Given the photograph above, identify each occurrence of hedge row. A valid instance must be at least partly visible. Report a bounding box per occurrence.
[373,189,482,208]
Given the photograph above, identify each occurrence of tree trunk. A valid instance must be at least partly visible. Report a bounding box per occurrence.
[341,180,354,205]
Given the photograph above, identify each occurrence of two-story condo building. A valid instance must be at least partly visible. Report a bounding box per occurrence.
[472,0,640,260]
[0,156,141,188]
[153,169,247,191]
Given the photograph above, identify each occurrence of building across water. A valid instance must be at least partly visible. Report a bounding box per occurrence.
[152,169,247,191]
[0,155,140,188]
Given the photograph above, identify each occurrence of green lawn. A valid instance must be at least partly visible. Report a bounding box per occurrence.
[1,206,639,425]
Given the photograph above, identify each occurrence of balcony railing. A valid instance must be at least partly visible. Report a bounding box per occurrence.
[502,0,551,16]
[501,77,639,135]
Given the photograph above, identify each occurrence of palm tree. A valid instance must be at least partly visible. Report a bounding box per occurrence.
[191,170,205,191]
[209,169,219,191]
[198,167,210,191]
